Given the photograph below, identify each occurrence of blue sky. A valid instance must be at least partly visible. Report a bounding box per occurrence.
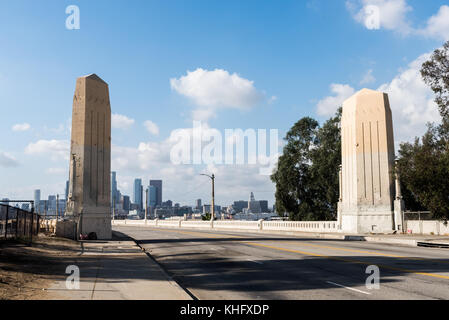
[0,0,448,207]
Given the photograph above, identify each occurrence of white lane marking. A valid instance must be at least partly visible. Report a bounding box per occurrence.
[247,259,263,265]
[325,281,371,295]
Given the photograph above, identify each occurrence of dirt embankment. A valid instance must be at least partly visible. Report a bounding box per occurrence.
[0,235,81,300]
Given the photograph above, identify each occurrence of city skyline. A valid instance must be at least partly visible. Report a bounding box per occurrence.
[30,179,272,213]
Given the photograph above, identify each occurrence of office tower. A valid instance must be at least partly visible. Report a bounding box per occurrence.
[111,171,118,207]
[149,185,157,207]
[162,200,172,208]
[233,200,248,213]
[65,180,69,201]
[48,195,57,215]
[196,199,202,210]
[123,195,130,211]
[259,200,269,213]
[133,178,143,210]
[34,190,41,213]
[140,185,143,210]
[248,192,261,213]
[149,180,162,206]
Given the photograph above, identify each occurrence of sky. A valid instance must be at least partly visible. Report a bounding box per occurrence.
[0,0,448,208]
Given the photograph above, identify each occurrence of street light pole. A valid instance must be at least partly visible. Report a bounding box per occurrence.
[112,197,115,222]
[56,194,59,219]
[200,174,215,221]
[145,188,148,223]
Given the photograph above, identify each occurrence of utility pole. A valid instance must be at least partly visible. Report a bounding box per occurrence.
[200,174,215,221]
[56,194,59,219]
[112,197,115,222]
[145,188,148,223]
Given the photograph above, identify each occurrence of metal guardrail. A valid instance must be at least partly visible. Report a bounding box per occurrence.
[0,204,40,243]
[403,211,433,221]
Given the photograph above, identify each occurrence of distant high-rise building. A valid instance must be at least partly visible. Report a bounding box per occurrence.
[196,199,202,210]
[111,171,118,207]
[65,180,69,201]
[140,185,143,209]
[48,195,57,215]
[133,178,143,210]
[148,185,157,207]
[203,204,221,216]
[248,192,261,213]
[123,195,130,211]
[233,200,248,213]
[259,200,269,213]
[149,180,162,206]
[34,190,41,213]
[162,200,172,208]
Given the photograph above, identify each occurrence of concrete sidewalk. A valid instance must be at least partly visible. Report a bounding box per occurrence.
[45,232,192,300]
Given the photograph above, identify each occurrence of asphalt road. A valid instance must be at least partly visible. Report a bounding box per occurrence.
[114,226,449,300]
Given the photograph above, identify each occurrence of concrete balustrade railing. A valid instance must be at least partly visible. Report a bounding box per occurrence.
[112,219,339,233]
[406,220,449,235]
[39,219,57,233]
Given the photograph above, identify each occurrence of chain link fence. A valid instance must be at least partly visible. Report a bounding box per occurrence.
[0,204,40,242]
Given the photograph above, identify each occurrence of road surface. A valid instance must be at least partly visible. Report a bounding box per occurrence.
[114,225,449,300]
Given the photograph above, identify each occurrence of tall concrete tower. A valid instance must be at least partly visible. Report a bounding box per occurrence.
[338,88,396,234]
[65,74,112,239]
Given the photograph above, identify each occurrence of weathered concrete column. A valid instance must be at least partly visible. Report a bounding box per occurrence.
[340,89,396,234]
[65,74,112,239]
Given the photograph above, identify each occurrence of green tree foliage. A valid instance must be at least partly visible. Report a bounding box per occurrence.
[397,41,449,220]
[421,41,449,130]
[271,108,341,221]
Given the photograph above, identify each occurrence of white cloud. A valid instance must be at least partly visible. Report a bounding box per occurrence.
[144,120,159,136]
[24,139,70,161]
[348,1,449,40]
[110,123,277,206]
[347,0,412,34]
[170,68,265,121]
[360,69,376,85]
[0,152,19,167]
[12,123,31,132]
[378,52,440,142]
[419,5,449,41]
[316,84,355,116]
[316,51,439,144]
[111,113,135,129]
[45,167,67,175]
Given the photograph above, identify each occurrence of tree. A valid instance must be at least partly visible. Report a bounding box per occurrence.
[396,41,449,220]
[397,125,449,219]
[421,41,449,128]
[271,109,341,221]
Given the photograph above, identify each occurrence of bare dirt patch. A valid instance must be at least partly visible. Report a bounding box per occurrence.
[0,234,81,300]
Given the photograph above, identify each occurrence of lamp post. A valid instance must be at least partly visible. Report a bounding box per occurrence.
[200,174,215,221]
[145,188,148,223]
[56,194,59,219]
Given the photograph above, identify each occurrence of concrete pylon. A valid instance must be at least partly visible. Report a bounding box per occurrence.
[340,88,396,234]
[65,74,112,239]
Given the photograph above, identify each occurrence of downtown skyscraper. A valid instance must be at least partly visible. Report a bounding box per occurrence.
[149,180,162,206]
[133,178,143,210]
